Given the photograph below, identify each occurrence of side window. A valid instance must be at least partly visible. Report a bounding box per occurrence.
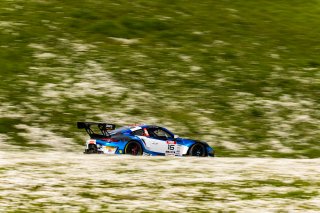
[148,128,173,140]
[132,129,144,136]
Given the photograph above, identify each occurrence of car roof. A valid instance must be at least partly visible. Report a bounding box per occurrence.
[126,124,158,129]
[109,124,150,134]
[110,124,175,137]
[113,124,161,132]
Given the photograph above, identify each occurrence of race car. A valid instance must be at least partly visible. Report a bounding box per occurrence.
[77,122,214,157]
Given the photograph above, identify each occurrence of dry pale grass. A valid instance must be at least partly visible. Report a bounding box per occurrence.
[0,151,319,212]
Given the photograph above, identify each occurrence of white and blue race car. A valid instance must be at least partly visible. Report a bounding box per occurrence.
[77,122,214,157]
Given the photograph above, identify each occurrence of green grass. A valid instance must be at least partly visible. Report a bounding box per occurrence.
[0,0,320,157]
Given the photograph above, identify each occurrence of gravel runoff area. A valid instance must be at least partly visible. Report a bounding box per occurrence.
[1,151,319,212]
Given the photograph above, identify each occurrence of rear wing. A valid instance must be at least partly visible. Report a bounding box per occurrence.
[77,122,116,138]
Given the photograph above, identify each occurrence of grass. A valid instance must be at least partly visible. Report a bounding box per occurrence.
[0,0,320,158]
[1,152,319,212]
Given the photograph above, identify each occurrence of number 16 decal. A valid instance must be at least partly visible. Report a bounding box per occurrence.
[168,144,175,150]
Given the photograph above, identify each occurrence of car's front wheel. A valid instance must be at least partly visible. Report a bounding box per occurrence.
[124,141,143,156]
[188,143,207,157]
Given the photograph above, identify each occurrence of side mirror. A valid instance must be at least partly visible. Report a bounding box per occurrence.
[174,135,179,139]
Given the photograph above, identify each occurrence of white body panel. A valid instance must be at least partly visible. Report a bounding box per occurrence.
[142,137,168,153]
[179,145,189,155]
[139,136,188,156]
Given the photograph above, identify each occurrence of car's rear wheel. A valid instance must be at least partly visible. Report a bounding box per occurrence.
[124,141,143,156]
[188,143,207,157]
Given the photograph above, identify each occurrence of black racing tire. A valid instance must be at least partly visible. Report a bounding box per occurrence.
[188,143,207,157]
[124,141,143,156]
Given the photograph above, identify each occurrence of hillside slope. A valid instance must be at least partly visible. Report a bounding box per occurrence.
[0,0,319,157]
